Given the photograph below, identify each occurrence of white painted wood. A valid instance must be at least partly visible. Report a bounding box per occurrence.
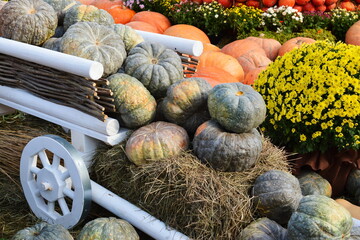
[71,130,101,169]
[135,30,204,57]
[0,37,104,80]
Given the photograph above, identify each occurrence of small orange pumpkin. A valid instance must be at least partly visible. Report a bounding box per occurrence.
[278,37,316,56]
[130,11,171,34]
[192,66,239,87]
[163,24,211,44]
[92,0,124,10]
[125,21,160,34]
[107,5,135,24]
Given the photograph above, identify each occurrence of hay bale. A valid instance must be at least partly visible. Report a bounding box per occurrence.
[92,137,292,240]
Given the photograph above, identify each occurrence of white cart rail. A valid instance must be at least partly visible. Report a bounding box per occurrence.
[0,36,192,240]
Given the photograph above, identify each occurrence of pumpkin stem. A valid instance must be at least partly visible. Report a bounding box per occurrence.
[236,91,244,96]
[151,58,158,64]
[28,8,36,14]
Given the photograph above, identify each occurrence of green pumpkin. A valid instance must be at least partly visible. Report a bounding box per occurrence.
[42,37,61,51]
[107,73,157,129]
[240,217,287,240]
[77,217,139,240]
[192,120,263,172]
[0,0,58,46]
[112,24,144,53]
[287,195,353,240]
[207,82,266,133]
[125,121,189,166]
[60,21,126,77]
[63,4,114,30]
[124,41,183,99]
[11,222,73,240]
[351,226,360,240]
[43,0,79,24]
[252,170,303,225]
[297,170,332,197]
[162,77,212,136]
[346,169,360,205]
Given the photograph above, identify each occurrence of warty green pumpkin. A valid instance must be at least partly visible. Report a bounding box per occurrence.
[0,0,58,46]
[11,222,74,240]
[112,24,144,53]
[63,4,114,30]
[239,217,288,240]
[287,195,353,240]
[107,73,157,128]
[77,217,139,240]
[125,121,189,166]
[192,120,263,172]
[252,170,303,225]
[297,170,332,197]
[60,21,126,77]
[42,37,61,51]
[43,0,79,25]
[207,82,266,133]
[124,41,184,99]
[162,77,212,136]
[346,169,360,205]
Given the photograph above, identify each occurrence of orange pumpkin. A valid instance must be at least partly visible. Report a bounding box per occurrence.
[107,5,135,24]
[197,51,244,82]
[221,38,266,59]
[92,0,124,10]
[278,0,295,6]
[163,24,211,44]
[345,20,360,46]
[125,21,161,34]
[236,50,272,76]
[76,0,95,4]
[130,11,171,34]
[192,66,239,87]
[243,66,267,85]
[335,199,360,220]
[203,43,221,53]
[278,37,316,56]
[245,37,281,61]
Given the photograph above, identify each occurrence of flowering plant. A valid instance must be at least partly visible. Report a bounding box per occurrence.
[329,8,360,41]
[254,41,360,154]
[124,0,174,13]
[261,6,303,34]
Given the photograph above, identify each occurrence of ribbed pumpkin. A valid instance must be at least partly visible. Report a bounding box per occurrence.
[63,4,114,30]
[278,37,316,56]
[346,20,360,46]
[221,38,266,59]
[107,5,135,24]
[12,222,74,240]
[60,21,126,77]
[107,73,156,129]
[252,170,303,225]
[192,120,263,172]
[243,66,267,85]
[244,37,281,61]
[162,77,212,136]
[236,50,272,76]
[287,195,353,240]
[125,21,160,33]
[297,170,332,197]
[89,0,124,10]
[53,25,66,37]
[112,24,144,53]
[207,82,266,133]
[0,0,58,46]
[43,0,79,24]
[351,226,360,240]
[163,24,211,44]
[0,1,7,10]
[197,51,245,82]
[124,41,183,99]
[346,169,360,205]
[191,66,239,87]
[239,217,288,240]
[125,121,190,165]
[42,37,61,51]
[336,198,360,220]
[130,11,171,34]
[77,217,139,240]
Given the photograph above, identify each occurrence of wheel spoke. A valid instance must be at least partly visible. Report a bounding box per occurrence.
[30,166,41,174]
[61,170,70,181]
[63,187,75,199]
[58,197,70,215]
[52,155,61,169]
[38,150,50,167]
[47,201,55,213]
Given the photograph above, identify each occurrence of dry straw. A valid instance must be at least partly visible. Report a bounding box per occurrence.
[92,137,292,240]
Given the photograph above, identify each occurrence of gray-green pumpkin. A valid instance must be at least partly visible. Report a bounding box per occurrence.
[346,169,360,205]
[42,37,61,51]
[207,82,266,133]
[11,222,73,240]
[252,170,303,225]
[239,217,288,240]
[192,120,263,172]
[43,0,79,24]
[162,77,212,136]
[60,21,126,77]
[77,217,139,240]
[297,170,332,197]
[112,24,144,53]
[0,0,58,46]
[124,41,183,99]
[63,4,114,30]
[287,195,353,240]
[351,226,360,240]
[107,73,156,129]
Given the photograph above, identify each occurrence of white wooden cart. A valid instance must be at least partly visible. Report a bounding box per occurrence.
[0,32,203,240]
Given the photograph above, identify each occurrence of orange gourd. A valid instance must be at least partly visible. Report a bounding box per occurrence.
[163,24,211,44]
[243,66,267,85]
[221,38,266,59]
[192,67,239,87]
[345,20,360,46]
[197,51,244,82]
[92,0,124,10]
[107,5,135,24]
[125,21,161,34]
[278,37,316,56]
[335,199,360,220]
[245,36,281,61]
[130,11,171,34]
[236,50,272,76]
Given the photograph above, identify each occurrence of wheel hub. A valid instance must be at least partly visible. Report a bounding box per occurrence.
[36,166,65,202]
